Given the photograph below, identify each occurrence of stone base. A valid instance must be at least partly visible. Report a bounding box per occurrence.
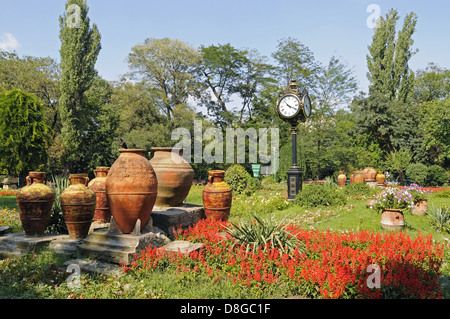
[152,204,205,238]
[77,224,171,265]
[0,233,62,258]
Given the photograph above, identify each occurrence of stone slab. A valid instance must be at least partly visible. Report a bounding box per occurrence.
[63,259,123,277]
[161,240,204,255]
[49,236,83,257]
[77,226,171,265]
[152,204,205,238]
[0,233,62,259]
[0,226,10,236]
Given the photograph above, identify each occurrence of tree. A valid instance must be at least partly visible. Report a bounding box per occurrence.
[198,43,248,128]
[413,63,450,103]
[366,9,417,103]
[59,0,101,172]
[0,52,61,135]
[419,98,450,168]
[272,37,320,91]
[127,38,201,120]
[0,89,51,183]
[316,56,358,114]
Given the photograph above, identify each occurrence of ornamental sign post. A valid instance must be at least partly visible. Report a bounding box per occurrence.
[276,79,312,200]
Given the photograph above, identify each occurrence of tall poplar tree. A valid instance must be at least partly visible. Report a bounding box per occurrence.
[366,9,417,103]
[59,0,101,172]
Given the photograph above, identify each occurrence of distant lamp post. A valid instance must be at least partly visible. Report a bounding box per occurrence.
[276,79,312,200]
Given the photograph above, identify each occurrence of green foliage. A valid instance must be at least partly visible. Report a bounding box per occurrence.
[47,175,69,234]
[406,163,428,186]
[366,9,417,102]
[426,165,448,186]
[343,182,378,197]
[294,183,346,208]
[59,0,102,171]
[419,99,450,167]
[224,164,260,196]
[226,215,305,255]
[0,89,51,177]
[427,205,450,234]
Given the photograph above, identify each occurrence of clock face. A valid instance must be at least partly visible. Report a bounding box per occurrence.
[303,94,312,118]
[278,94,300,118]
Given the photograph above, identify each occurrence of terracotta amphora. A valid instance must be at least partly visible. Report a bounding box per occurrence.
[376,171,386,185]
[88,167,111,223]
[106,149,158,234]
[150,147,194,207]
[353,171,365,183]
[16,172,55,236]
[202,170,232,221]
[61,174,96,239]
[337,171,346,187]
[364,167,377,182]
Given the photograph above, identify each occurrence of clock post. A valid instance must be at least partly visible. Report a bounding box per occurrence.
[276,79,312,201]
[287,125,302,200]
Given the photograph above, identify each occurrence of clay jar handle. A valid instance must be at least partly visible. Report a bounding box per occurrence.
[26,176,32,186]
[84,176,89,186]
[208,175,213,184]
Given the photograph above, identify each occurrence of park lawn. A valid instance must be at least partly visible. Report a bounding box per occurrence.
[0,184,449,299]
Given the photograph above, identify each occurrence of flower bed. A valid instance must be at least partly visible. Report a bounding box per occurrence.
[123,219,445,299]
[0,189,18,196]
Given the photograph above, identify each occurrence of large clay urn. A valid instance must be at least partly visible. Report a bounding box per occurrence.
[106,149,158,234]
[337,171,346,187]
[380,208,404,231]
[60,174,96,239]
[350,171,355,184]
[353,171,365,183]
[16,172,55,236]
[88,167,110,223]
[150,147,194,207]
[364,167,377,182]
[376,171,386,185]
[202,170,232,221]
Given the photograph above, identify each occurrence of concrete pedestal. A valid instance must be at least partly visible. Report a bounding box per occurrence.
[0,233,62,258]
[152,204,205,238]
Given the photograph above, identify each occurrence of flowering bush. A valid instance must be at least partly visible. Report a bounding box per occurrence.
[124,219,444,299]
[405,183,432,202]
[369,187,415,212]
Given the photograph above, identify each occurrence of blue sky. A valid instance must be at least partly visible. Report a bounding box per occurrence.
[1,0,450,93]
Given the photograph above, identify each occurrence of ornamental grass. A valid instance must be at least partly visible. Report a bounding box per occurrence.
[123,218,445,299]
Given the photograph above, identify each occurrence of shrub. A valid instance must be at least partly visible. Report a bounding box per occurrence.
[426,165,448,186]
[294,182,346,208]
[406,163,428,186]
[224,164,259,196]
[343,182,378,197]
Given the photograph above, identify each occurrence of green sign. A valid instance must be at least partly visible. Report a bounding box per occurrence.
[251,164,261,178]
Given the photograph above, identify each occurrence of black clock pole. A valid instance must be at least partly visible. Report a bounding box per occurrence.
[287,124,302,200]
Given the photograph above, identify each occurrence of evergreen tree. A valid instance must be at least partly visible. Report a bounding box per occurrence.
[0,89,51,183]
[59,0,101,172]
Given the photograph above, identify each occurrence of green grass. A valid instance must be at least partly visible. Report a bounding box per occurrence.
[1,183,450,299]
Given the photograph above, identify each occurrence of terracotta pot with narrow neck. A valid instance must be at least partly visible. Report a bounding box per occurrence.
[106,149,158,234]
[16,172,55,236]
[61,174,96,239]
[337,171,346,187]
[88,167,110,223]
[150,147,194,207]
[202,170,232,221]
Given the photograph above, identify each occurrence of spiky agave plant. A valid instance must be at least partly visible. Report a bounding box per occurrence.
[226,214,305,256]
[47,175,70,234]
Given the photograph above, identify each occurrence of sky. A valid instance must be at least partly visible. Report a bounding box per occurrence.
[1,0,450,94]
